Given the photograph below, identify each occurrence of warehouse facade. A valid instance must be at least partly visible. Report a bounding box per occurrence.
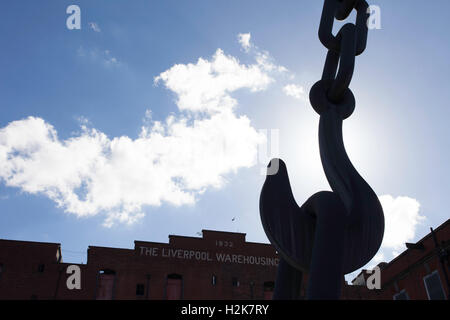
[0,230,279,300]
[0,220,448,300]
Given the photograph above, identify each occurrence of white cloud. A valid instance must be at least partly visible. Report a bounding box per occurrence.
[238,33,252,52]
[0,114,263,227]
[237,33,288,74]
[378,195,425,255]
[154,49,272,113]
[283,84,307,101]
[0,46,274,227]
[88,22,101,33]
[255,51,288,74]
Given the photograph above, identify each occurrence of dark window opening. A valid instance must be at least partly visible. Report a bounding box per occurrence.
[30,295,37,300]
[423,271,446,300]
[263,281,275,300]
[136,283,145,296]
[166,273,183,300]
[168,273,182,280]
[97,269,116,300]
[38,264,45,273]
[232,277,240,287]
[212,275,217,286]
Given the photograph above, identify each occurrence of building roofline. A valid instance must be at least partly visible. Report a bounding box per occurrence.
[201,229,247,236]
[0,238,61,246]
[168,234,202,240]
[134,239,168,246]
[134,238,274,248]
[162,229,248,242]
[244,240,273,246]
[88,245,132,251]
[384,218,449,267]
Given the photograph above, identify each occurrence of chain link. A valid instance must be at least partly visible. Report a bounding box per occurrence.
[317,0,369,104]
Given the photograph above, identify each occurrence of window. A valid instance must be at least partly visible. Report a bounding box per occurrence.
[423,270,447,300]
[96,269,116,300]
[212,275,217,286]
[38,264,45,273]
[136,283,145,296]
[263,281,275,300]
[393,289,409,300]
[232,277,239,287]
[166,274,183,300]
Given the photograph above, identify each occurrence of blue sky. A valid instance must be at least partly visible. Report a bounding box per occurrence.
[0,1,449,282]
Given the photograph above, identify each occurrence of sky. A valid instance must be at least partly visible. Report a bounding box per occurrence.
[0,1,449,283]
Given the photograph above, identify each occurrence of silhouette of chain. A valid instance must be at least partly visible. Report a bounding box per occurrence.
[259,0,384,299]
[318,0,369,104]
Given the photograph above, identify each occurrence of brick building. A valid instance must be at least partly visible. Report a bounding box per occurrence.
[0,230,279,300]
[347,219,449,300]
[0,220,448,300]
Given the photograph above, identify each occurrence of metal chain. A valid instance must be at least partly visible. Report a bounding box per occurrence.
[318,0,369,104]
[259,0,384,299]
